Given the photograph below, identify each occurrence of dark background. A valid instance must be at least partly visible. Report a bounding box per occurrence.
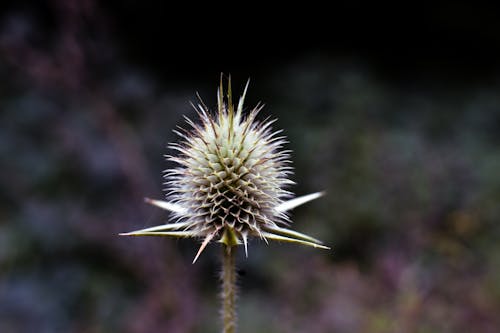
[1,1,500,332]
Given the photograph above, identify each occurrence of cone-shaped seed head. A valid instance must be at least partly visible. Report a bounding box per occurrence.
[169,78,292,236]
[121,77,328,262]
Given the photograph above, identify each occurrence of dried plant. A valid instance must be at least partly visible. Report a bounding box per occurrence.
[121,76,329,333]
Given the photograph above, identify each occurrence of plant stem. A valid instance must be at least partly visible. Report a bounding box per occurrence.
[222,244,237,333]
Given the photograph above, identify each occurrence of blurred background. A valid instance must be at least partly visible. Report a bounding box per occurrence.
[2,1,500,332]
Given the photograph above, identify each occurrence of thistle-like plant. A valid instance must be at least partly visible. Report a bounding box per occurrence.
[121,76,328,333]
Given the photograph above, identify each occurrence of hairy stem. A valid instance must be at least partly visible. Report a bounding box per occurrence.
[222,244,237,333]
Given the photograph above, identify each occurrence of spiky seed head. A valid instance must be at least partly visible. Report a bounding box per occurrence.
[121,76,329,262]
[168,78,292,243]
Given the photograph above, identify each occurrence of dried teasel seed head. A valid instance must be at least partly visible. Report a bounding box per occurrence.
[121,76,329,262]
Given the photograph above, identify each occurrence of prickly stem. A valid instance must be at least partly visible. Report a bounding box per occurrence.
[222,244,237,333]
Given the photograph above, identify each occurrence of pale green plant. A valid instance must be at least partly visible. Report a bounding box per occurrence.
[121,76,328,333]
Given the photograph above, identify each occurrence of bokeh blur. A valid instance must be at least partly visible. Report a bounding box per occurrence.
[2,2,500,333]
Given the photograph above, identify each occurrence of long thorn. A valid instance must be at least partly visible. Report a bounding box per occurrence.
[260,231,330,250]
[193,232,216,264]
[119,231,194,237]
[144,198,187,214]
[263,226,324,244]
[242,233,249,258]
[122,222,191,234]
[275,191,325,212]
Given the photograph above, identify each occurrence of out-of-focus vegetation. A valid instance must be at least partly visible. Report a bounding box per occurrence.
[1,2,500,333]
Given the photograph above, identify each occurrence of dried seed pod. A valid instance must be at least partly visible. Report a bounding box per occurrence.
[121,77,328,262]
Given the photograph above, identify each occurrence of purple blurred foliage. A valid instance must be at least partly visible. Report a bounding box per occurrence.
[1,1,500,333]
[0,1,200,332]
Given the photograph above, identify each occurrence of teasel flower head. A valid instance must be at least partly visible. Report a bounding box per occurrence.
[121,77,329,262]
